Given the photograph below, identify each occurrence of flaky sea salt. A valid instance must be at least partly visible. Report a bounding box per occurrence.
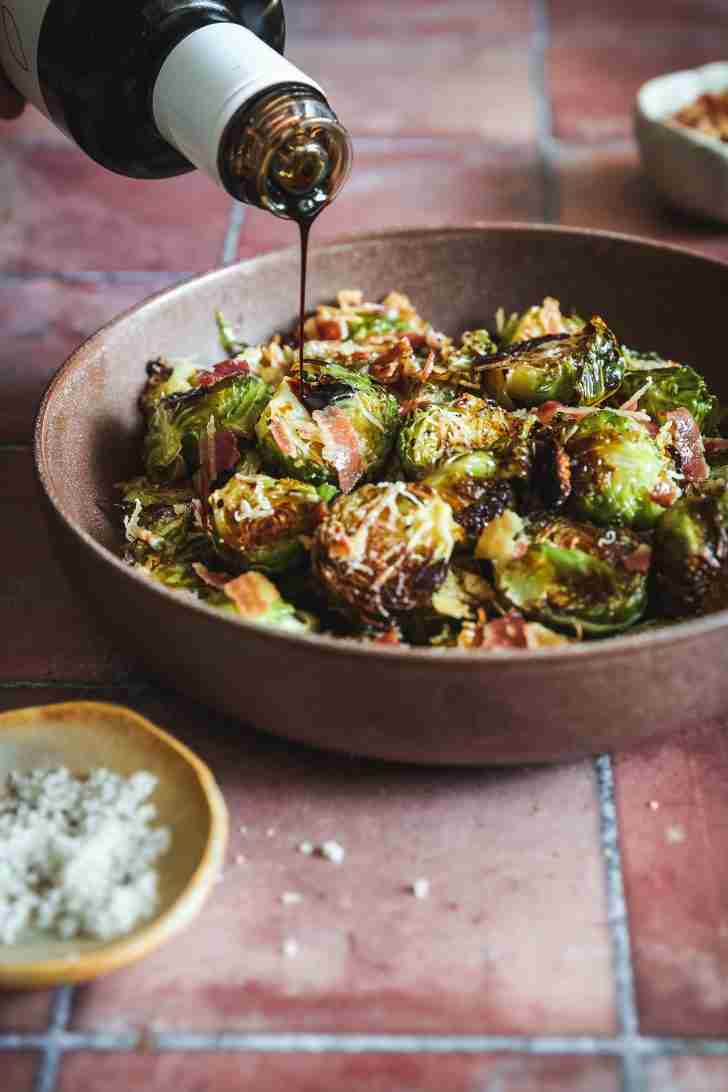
[320,840,345,864]
[0,767,171,944]
[410,878,430,899]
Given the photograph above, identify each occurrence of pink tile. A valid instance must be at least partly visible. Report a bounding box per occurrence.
[557,143,728,263]
[614,721,728,1035]
[547,24,728,143]
[287,38,537,141]
[237,137,542,261]
[286,0,533,39]
[57,1052,620,1092]
[0,143,232,275]
[0,990,51,1031]
[0,275,179,443]
[0,1054,38,1092]
[61,686,615,1035]
[0,453,137,682]
[647,1057,728,1092]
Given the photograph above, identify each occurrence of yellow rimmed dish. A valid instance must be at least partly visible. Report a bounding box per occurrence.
[0,701,228,989]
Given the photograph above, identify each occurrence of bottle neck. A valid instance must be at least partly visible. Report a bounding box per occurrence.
[152,22,325,196]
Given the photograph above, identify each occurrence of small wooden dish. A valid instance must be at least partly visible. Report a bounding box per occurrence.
[0,701,228,989]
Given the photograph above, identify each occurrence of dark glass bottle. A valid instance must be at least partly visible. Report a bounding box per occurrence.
[0,0,351,217]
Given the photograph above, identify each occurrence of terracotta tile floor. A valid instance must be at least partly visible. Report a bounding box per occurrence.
[2,2,728,1091]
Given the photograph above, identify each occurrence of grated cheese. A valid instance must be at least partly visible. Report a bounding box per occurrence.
[0,767,171,944]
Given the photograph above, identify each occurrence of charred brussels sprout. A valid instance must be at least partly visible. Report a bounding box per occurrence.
[567,409,680,529]
[616,359,718,430]
[255,364,398,492]
[653,482,728,617]
[397,394,514,480]
[497,297,585,346]
[312,482,458,624]
[480,318,623,409]
[144,373,272,483]
[120,477,210,567]
[422,452,521,540]
[492,516,650,636]
[209,474,323,573]
[139,358,199,417]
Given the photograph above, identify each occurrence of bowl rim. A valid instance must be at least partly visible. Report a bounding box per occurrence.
[636,60,728,160]
[33,221,728,668]
[0,700,228,987]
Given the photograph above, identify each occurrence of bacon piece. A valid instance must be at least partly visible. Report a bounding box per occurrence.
[269,416,295,457]
[313,404,364,494]
[198,423,239,483]
[192,563,233,589]
[535,400,563,426]
[373,626,402,646]
[619,379,652,412]
[666,408,709,483]
[195,359,249,388]
[317,317,349,340]
[223,571,280,617]
[623,543,652,574]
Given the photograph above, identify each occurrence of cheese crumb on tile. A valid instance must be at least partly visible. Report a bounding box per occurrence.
[0,767,171,945]
[239,825,248,834]
[282,938,299,958]
[411,878,430,899]
[281,892,303,906]
[320,840,345,864]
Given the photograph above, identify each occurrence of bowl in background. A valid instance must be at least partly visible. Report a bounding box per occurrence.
[34,225,728,766]
[636,61,728,223]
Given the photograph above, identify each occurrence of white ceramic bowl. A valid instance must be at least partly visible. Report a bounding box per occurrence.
[635,61,728,223]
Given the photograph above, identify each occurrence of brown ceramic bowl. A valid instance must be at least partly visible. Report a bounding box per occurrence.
[34,225,728,765]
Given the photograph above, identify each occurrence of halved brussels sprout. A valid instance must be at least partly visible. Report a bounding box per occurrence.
[312,482,459,623]
[397,394,514,480]
[139,358,199,417]
[653,481,728,617]
[422,452,521,540]
[491,515,650,636]
[144,373,272,483]
[480,317,623,409]
[209,474,323,573]
[255,363,399,492]
[497,297,585,346]
[615,358,718,431]
[120,477,210,566]
[566,409,680,530]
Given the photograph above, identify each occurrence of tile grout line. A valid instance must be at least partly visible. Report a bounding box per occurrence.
[8,1030,728,1056]
[220,202,247,266]
[530,0,560,223]
[595,754,645,1092]
[32,987,74,1092]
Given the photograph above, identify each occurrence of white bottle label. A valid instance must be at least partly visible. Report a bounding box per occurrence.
[0,0,51,113]
[153,23,323,185]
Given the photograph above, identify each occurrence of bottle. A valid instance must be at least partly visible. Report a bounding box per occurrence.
[0,1,352,220]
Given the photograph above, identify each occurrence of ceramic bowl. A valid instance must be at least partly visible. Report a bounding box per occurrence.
[0,701,228,988]
[635,61,728,223]
[33,225,728,766]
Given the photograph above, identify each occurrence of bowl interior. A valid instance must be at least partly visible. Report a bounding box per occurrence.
[37,225,728,581]
[0,702,226,981]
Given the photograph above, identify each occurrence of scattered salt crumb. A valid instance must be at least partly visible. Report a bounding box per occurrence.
[648,800,660,811]
[235,854,246,866]
[298,840,314,856]
[320,840,345,864]
[411,878,430,899]
[282,939,299,958]
[266,827,276,837]
[281,892,303,906]
[239,825,247,834]
[666,824,686,844]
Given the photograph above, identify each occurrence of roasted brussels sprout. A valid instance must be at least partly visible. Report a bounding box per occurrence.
[312,482,459,624]
[480,317,623,409]
[209,474,323,573]
[422,452,521,540]
[496,297,585,346]
[488,515,650,636]
[144,373,272,483]
[457,611,569,650]
[255,363,399,492]
[120,477,210,566]
[397,394,514,479]
[205,571,318,633]
[616,354,718,430]
[653,481,728,617]
[566,409,680,529]
[139,358,199,417]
